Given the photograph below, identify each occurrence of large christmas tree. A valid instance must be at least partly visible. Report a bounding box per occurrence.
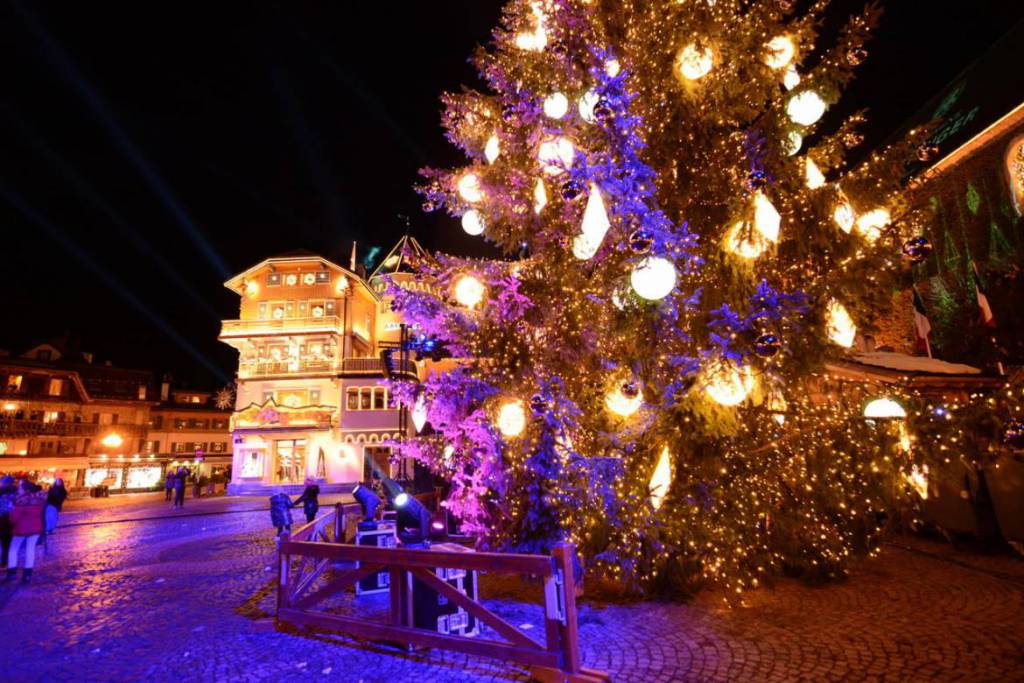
[389,0,936,594]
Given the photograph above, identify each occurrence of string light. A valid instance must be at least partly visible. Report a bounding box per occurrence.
[533,178,548,213]
[649,446,673,510]
[484,134,501,164]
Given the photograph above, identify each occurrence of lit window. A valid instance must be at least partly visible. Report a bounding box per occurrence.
[266,273,281,287]
[190,396,201,404]
[373,388,387,410]
[48,378,63,396]
[360,389,372,410]
[6,375,22,392]
[346,388,360,410]
[137,385,147,400]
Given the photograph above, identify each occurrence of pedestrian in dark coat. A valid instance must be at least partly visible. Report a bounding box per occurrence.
[164,472,175,502]
[293,478,320,524]
[0,475,16,566]
[44,478,68,534]
[173,467,187,509]
[269,489,293,537]
[5,481,46,583]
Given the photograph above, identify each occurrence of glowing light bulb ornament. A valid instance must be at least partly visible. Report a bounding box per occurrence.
[704,362,756,406]
[863,397,907,419]
[855,208,890,243]
[605,382,643,417]
[454,274,485,309]
[676,44,713,81]
[726,221,767,259]
[783,130,803,156]
[753,192,781,243]
[649,446,673,511]
[764,36,795,69]
[826,300,857,348]
[805,158,826,189]
[783,65,801,90]
[630,256,676,301]
[538,136,575,175]
[533,179,548,214]
[572,184,610,260]
[578,90,600,123]
[461,210,485,236]
[484,135,500,164]
[833,202,856,233]
[787,90,827,126]
[543,92,569,119]
[457,173,484,203]
[497,400,526,437]
[412,393,429,433]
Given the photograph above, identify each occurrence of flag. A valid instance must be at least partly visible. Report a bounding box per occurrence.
[911,287,931,340]
[971,261,995,327]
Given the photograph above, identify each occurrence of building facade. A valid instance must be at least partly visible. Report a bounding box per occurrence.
[147,385,234,485]
[221,242,428,495]
[0,341,156,489]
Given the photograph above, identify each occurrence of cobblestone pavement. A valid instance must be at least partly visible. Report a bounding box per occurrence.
[1,496,1023,682]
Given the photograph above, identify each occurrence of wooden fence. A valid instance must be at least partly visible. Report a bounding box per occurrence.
[276,504,608,683]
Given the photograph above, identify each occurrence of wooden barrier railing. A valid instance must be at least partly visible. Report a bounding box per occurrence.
[276,504,608,683]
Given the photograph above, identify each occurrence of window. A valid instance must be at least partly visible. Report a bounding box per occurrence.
[212,418,228,430]
[347,388,359,410]
[210,442,227,453]
[360,389,372,410]
[146,440,160,454]
[274,439,306,483]
[373,387,387,410]
[137,385,147,400]
[37,349,52,361]
[48,378,63,396]
[38,441,55,454]
[6,375,22,392]
[266,272,281,287]
[240,450,264,478]
[310,390,321,405]
[315,271,330,284]
[190,395,201,404]
[187,418,210,429]
[151,416,164,429]
[174,418,187,430]
[258,302,268,319]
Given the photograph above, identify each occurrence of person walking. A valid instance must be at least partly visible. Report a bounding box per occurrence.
[269,488,293,538]
[0,476,16,567]
[164,472,175,502]
[5,480,47,584]
[293,477,320,524]
[172,467,187,509]
[44,478,68,535]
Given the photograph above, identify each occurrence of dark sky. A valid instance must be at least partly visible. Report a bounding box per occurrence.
[3,1,1024,388]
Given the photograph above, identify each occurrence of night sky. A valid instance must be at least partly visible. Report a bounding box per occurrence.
[4,1,1024,388]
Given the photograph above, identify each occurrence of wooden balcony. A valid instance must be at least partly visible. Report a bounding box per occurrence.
[0,419,99,438]
[219,315,343,338]
[340,357,417,377]
[238,359,335,379]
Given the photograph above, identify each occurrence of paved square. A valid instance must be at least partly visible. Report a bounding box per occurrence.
[2,494,1023,682]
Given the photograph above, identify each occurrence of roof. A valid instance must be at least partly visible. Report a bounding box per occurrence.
[369,235,433,281]
[223,252,371,297]
[902,18,1024,177]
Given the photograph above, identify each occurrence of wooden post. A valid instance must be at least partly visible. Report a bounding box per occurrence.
[277,532,291,612]
[334,502,344,543]
[551,543,581,674]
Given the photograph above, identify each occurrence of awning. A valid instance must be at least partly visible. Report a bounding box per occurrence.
[0,456,90,471]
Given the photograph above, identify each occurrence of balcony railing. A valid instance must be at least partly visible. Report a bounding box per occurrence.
[238,359,335,378]
[340,357,417,376]
[0,419,100,437]
[220,315,343,337]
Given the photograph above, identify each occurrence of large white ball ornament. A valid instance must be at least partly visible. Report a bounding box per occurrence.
[538,136,575,176]
[543,92,569,119]
[457,173,484,203]
[630,256,676,301]
[787,90,827,126]
[454,274,485,309]
[765,36,795,69]
[497,400,527,437]
[676,44,713,81]
[461,210,485,236]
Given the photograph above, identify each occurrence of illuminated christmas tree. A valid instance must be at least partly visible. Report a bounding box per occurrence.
[388,0,936,594]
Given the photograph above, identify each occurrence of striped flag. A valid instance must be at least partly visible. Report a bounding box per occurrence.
[971,261,995,327]
[912,287,932,358]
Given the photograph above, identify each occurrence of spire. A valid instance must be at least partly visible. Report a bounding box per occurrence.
[350,241,357,271]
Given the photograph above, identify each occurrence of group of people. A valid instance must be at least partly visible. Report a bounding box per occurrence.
[269,478,320,537]
[163,467,190,509]
[0,476,67,584]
